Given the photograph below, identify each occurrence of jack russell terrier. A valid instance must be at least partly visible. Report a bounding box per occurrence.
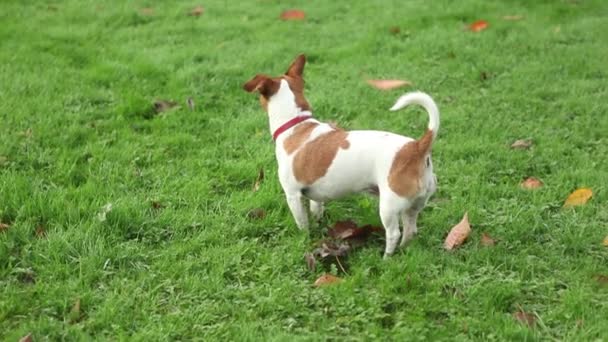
[243,55,439,258]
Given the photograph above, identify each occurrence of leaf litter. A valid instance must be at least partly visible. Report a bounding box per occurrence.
[366,79,412,90]
[444,212,471,250]
[280,9,306,21]
[521,177,543,189]
[563,188,592,207]
[306,220,383,278]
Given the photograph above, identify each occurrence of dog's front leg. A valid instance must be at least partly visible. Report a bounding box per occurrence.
[285,193,309,230]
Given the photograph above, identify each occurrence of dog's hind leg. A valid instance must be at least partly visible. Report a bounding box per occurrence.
[400,208,419,246]
[380,193,406,258]
[309,200,324,221]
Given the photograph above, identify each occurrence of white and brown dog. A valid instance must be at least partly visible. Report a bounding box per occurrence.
[243,55,439,257]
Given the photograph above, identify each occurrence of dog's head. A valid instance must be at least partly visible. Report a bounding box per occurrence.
[243,54,310,113]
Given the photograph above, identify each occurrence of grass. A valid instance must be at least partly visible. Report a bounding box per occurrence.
[1,0,607,340]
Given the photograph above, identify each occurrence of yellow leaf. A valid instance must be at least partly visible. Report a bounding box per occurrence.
[564,188,593,207]
[444,212,471,250]
[366,79,412,90]
[314,274,342,287]
[602,236,608,247]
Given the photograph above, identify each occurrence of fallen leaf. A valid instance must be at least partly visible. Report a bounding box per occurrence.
[389,26,401,35]
[469,20,489,32]
[35,224,46,238]
[314,274,342,287]
[502,15,524,21]
[444,212,471,250]
[510,139,533,149]
[313,241,351,258]
[69,298,82,323]
[366,79,412,90]
[513,310,536,327]
[280,9,305,21]
[189,5,204,16]
[595,275,608,285]
[187,97,195,111]
[253,168,264,192]
[151,201,164,210]
[563,188,593,207]
[603,236,608,247]
[328,220,358,239]
[0,222,9,232]
[304,252,316,272]
[19,333,33,342]
[479,71,489,81]
[139,7,154,16]
[480,232,495,246]
[247,208,266,220]
[521,177,543,189]
[153,100,178,114]
[97,203,113,222]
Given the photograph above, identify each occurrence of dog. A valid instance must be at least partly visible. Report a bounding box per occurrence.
[243,55,439,258]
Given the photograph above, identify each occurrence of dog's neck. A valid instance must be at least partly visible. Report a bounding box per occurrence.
[267,79,311,137]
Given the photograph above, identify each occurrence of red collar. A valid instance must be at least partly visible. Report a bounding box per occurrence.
[272,114,313,141]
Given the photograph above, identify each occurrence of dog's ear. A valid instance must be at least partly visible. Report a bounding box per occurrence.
[243,74,280,97]
[285,54,306,77]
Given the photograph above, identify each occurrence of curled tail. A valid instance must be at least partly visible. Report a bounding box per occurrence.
[389,91,440,142]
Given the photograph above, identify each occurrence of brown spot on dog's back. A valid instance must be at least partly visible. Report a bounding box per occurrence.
[293,129,350,185]
[388,129,434,197]
[283,122,319,154]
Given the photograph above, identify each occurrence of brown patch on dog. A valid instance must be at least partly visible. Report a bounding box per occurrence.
[243,74,281,98]
[283,122,319,154]
[284,54,310,111]
[388,129,434,197]
[283,76,311,111]
[293,129,350,185]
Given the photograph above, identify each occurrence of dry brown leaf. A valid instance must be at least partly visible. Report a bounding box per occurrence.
[304,252,316,272]
[187,97,195,111]
[19,333,33,342]
[520,177,543,189]
[247,208,266,220]
[35,224,46,238]
[469,20,489,32]
[280,9,305,21]
[563,188,593,207]
[510,139,533,149]
[153,100,178,113]
[313,241,350,258]
[0,222,9,232]
[480,232,495,247]
[151,201,164,210]
[69,298,82,323]
[366,79,412,90]
[503,15,524,21]
[253,168,264,192]
[389,26,401,35]
[314,274,342,287]
[189,6,204,16]
[595,275,608,285]
[603,236,608,247]
[444,212,471,250]
[139,7,154,16]
[513,310,536,327]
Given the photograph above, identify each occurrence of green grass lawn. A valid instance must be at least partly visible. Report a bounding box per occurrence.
[1,0,608,340]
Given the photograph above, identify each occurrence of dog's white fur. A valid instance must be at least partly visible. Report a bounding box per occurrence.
[246,57,439,258]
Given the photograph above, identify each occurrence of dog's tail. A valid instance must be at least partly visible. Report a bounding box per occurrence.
[389,91,440,143]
